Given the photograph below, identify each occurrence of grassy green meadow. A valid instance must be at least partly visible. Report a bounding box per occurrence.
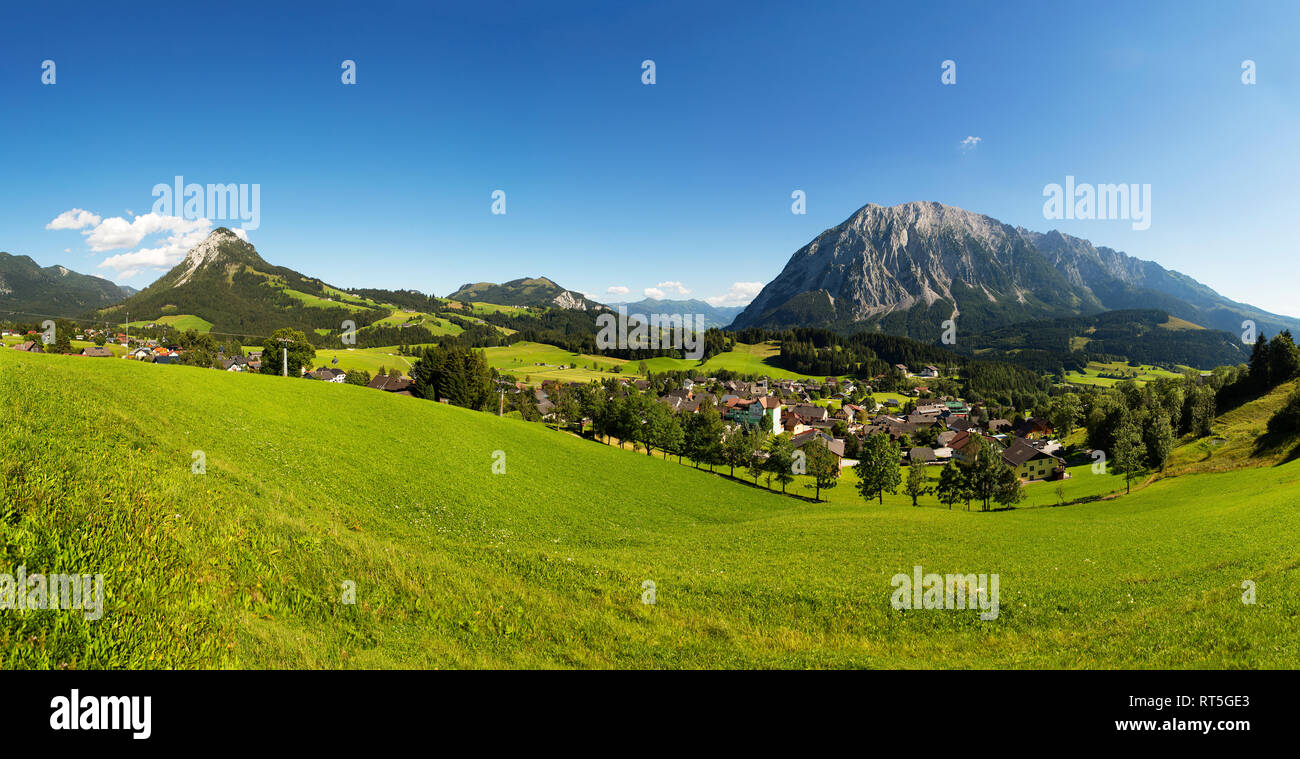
[1065,360,1186,387]
[1,349,1296,669]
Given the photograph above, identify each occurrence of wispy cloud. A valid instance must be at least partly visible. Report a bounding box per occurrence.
[959,135,982,152]
[705,281,763,307]
[654,280,691,296]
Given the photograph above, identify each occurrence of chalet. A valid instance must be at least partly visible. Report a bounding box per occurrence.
[1013,417,1054,439]
[908,446,937,465]
[949,430,997,464]
[11,341,41,352]
[894,363,908,375]
[367,374,414,396]
[906,413,945,429]
[81,346,113,358]
[310,367,346,382]
[946,417,974,433]
[681,393,718,414]
[659,394,688,413]
[790,429,845,459]
[790,404,828,423]
[758,396,783,434]
[987,419,1013,434]
[920,365,940,378]
[130,347,153,360]
[1001,438,1065,481]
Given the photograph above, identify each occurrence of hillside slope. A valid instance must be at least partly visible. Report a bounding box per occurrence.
[1,350,1297,668]
[94,228,388,340]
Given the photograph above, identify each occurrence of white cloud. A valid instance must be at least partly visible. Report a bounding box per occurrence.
[45,208,101,230]
[959,135,982,151]
[83,212,210,252]
[97,225,211,274]
[655,280,691,296]
[606,285,630,295]
[643,287,665,299]
[705,281,764,307]
[47,206,230,276]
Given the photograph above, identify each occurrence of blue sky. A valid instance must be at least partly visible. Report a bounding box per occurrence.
[1,0,1296,316]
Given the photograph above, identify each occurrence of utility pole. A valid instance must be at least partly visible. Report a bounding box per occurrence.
[275,336,292,377]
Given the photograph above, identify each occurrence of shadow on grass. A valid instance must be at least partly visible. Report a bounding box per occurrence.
[1251,428,1300,464]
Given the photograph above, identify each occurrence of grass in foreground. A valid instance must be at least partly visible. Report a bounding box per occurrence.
[1,350,1296,668]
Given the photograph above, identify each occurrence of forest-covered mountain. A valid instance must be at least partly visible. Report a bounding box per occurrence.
[603,298,744,330]
[92,228,391,341]
[448,277,605,311]
[0,251,131,317]
[957,309,1250,373]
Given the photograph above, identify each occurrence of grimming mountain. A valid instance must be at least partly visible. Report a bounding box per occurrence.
[603,298,744,330]
[448,277,605,311]
[93,228,394,341]
[0,251,132,317]
[729,201,1300,340]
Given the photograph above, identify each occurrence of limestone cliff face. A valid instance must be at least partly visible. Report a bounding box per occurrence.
[730,201,1300,337]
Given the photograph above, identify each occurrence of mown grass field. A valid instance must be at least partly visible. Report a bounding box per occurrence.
[638,341,830,380]
[305,347,414,375]
[1,349,1296,669]
[484,340,842,386]
[128,314,215,333]
[483,341,629,384]
[1065,360,1185,387]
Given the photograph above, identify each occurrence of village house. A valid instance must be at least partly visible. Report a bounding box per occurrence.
[791,429,845,460]
[1013,417,1055,439]
[367,374,414,396]
[948,430,998,465]
[1001,438,1066,481]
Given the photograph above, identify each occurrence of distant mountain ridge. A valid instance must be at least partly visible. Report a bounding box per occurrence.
[730,201,1300,339]
[448,277,604,311]
[0,251,131,317]
[604,298,743,330]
